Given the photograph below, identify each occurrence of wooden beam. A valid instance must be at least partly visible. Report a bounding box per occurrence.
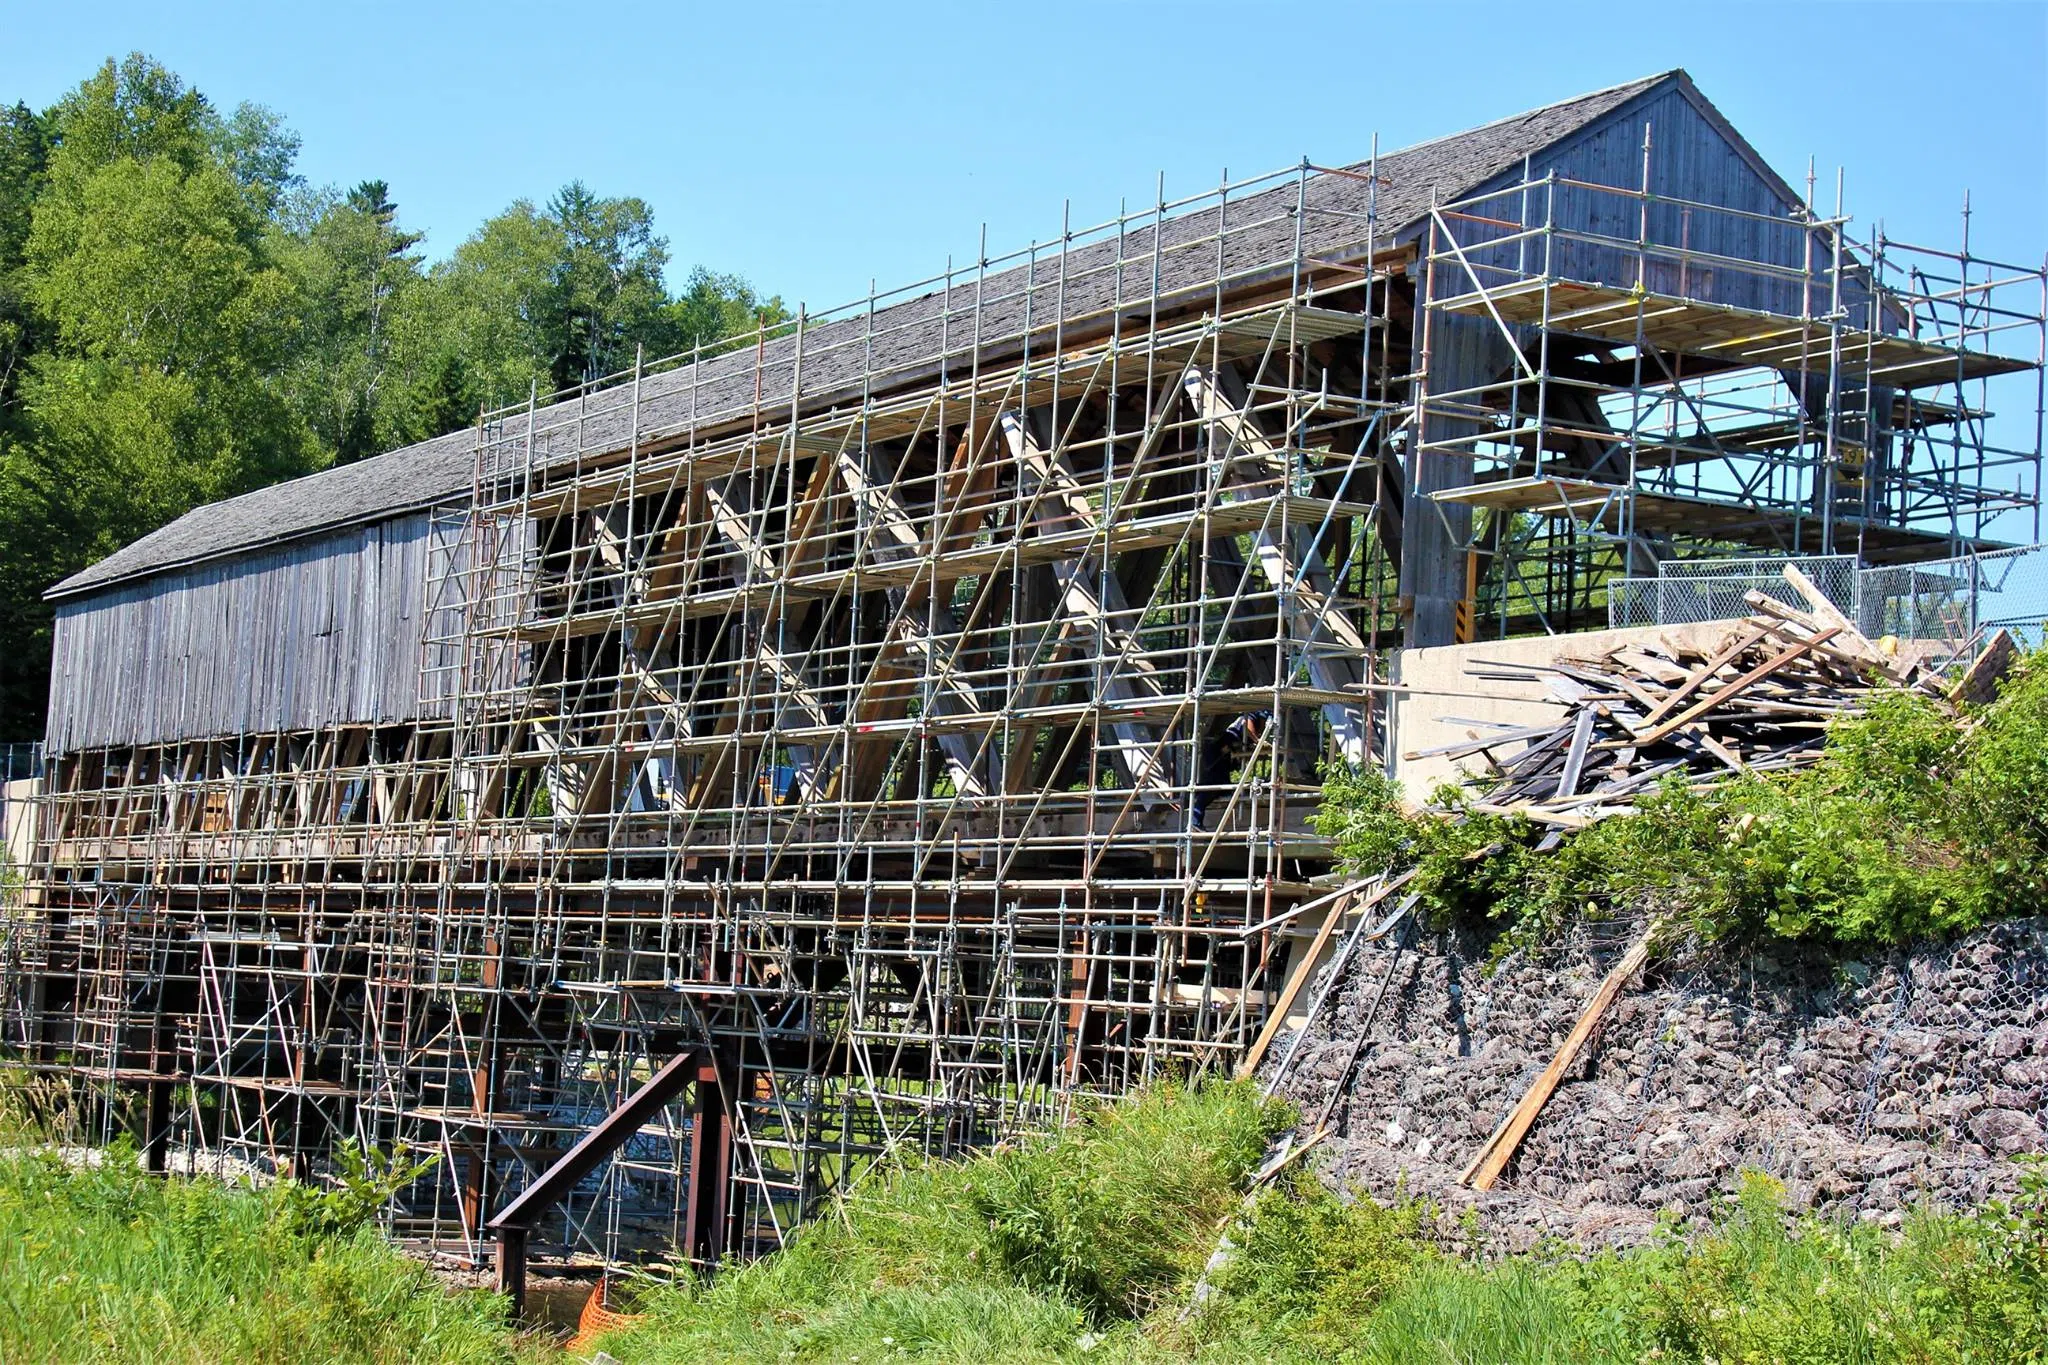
[1461,930,1652,1191]
[1951,627,2017,706]
[1181,367,1370,760]
[1634,628,1837,745]
[1234,870,1413,1079]
[837,434,996,801]
[681,1056,733,1270]
[1781,563,1857,638]
[1633,622,1773,729]
[1555,707,1595,798]
[998,410,1170,798]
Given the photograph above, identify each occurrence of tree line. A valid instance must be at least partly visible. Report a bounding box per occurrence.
[0,54,786,738]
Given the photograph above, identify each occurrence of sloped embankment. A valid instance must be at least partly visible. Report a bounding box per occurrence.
[1266,916,2048,1249]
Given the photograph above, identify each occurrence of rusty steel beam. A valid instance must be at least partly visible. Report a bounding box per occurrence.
[487,1048,706,1318]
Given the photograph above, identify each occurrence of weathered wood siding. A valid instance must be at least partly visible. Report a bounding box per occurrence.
[1400,85,1850,647]
[46,515,459,754]
[1441,85,1846,318]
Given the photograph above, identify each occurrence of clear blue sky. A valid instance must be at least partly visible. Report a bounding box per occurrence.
[2,0,2043,314]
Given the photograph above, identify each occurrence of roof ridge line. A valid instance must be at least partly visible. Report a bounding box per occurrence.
[1372,70,1675,162]
[47,70,1690,602]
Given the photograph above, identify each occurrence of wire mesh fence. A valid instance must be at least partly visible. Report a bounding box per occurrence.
[1609,545,2048,656]
[1608,556,1860,630]
[1510,916,2048,1215]
[1859,544,2048,652]
[1275,913,2047,1230]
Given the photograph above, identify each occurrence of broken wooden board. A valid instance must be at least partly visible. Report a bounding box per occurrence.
[1235,870,1414,1080]
[1460,930,1654,1191]
[1951,628,2019,706]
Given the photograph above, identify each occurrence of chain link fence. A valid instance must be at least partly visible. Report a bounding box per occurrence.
[1608,555,1860,631]
[1858,545,2048,652]
[1609,544,2048,657]
[1507,916,2048,1218]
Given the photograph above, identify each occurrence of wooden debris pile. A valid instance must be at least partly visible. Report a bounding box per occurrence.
[1407,567,2004,836]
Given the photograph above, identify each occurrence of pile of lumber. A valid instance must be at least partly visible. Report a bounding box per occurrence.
[1410,567,2000,836]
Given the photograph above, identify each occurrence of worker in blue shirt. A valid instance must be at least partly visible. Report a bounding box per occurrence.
[1191,709,1269,829]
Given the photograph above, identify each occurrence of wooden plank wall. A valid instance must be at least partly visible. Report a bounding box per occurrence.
[44,514,460,754]
[1448,86,1870,321]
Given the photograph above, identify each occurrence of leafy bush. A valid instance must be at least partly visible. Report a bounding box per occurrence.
[1315,650,2048,948]
[278,1137,441,1242]
[1310,763,1413,880]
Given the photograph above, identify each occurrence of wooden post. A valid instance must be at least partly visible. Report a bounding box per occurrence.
[1062,930,1094,1088]
[143,1015,174,1174]
[143,1078,172,1174]
[459,1140,489,1247]
[1235,871,1412,1080]
[495,1225,528,1321]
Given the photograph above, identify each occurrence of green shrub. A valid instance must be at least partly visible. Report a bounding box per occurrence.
[607,1080,1291,1362]
[966,1080,1285,1317]
[1315,649,2048,948]
[1947,650,2048,907]
[278,1137,441,1242]
[1310,763,1413,879]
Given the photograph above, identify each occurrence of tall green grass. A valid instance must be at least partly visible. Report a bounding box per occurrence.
[601,1085,2048,1365]
[1350,1172,2048,1364]
[603,1080,1291,1363]
[0,1129,535,1364]
[1,1079,2038,1363]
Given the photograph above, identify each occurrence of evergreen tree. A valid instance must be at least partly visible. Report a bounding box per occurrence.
[544,180,671,388]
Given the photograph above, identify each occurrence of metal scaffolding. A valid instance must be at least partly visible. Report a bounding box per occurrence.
[3,132,2040,1286]
[1412,153,2046,638]
[7,160,1415,1275]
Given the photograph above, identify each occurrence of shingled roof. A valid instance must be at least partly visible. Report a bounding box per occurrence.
[51,70,1690,601]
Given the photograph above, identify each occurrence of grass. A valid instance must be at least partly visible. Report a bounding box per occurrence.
[0,1081,2039,1362]
[0,1107,538,1364]
[594,1082,2048,1365]
[1342,1173,2048,1365]
[602,1080,1289,1363]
